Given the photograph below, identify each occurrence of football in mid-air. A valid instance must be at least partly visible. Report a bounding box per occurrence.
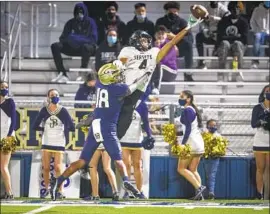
[190,5,209,20]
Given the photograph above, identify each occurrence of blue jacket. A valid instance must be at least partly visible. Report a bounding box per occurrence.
[60,3,98,48]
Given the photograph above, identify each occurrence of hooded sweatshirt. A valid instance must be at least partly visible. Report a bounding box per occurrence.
[250,3,270,34]
[156,39,177,70]
[59,3,98,48]
[74,84,96,108]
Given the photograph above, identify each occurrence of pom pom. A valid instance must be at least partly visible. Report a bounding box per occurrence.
[202,132,228,158]
[0,136,17,154]
[162,123,177,145]
[171,144,191,160]
[80,114,90,134]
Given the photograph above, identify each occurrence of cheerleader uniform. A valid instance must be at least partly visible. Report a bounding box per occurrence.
[180,106,204,154]
[121,101,152,150]
[251,103,270,152]
[0,97,16,139]
[32,106,75,152]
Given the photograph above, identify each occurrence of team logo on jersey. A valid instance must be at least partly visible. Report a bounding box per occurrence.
[134,54,152,60]
[49,117,58,128]
[225,25,238,36]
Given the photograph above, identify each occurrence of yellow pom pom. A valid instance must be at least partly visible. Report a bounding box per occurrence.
[202,132,229,158]
[81,126,89,134]
[162,123,177,145]
[0,136,17,154]
[171,144,191,160]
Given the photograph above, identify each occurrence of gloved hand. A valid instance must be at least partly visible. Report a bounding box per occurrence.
[76,113,94,129]
[113,60,125,70]
[141,136,155,150]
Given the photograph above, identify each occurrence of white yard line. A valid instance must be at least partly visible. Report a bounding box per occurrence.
[23,205,55,214]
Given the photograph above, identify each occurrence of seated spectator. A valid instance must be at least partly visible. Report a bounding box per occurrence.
[98,2,126,45]
[51,3,97,83]
[126,3,155,42]
[250,1,270,69]
[155,25,178,82]
[196,1,230,69]
[155,1,194,81]
[217,2,249,70]
[74,72,96,108]
[95,28,122,72]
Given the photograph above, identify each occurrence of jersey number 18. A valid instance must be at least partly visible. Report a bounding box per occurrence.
[96,88,109,108]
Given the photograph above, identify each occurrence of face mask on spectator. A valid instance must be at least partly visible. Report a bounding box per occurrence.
[167,12,178,21]
[210,2,218,8]
[178,99,186,106]
[107,12,116,20]
[107,36,117,44]
[208,127,217,133]
[265,92,270,100]
[0,88,8,96]
[50,96,60,104]
[75,7,84,20]
[136,14,146,22]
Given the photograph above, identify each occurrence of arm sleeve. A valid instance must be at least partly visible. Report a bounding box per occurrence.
[63,108,75,132]
[32,108,45,131]
[7,99,17,136]
[250,8,257,32]
[181,108,196,145]
[59,21,71,43]
[251,105,261,128]
[136,102,151,137]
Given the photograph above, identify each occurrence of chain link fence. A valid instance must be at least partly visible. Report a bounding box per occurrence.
[13,100,256,156]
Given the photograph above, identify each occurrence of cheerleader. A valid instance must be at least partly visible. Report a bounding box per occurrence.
[177,90,206,200]
[251,85,270,200]
[121,101,152,199]
[32,89,75,199]
[0,81,16,199]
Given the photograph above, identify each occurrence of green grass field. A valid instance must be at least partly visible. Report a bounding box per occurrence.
[1,199,269,214]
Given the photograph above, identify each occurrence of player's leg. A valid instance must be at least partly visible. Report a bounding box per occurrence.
[51,129,99,200]
[101,150,119,200]
[117,90,143,140]
[131,149,143,192]
[103,132,140,198]
[89,149,102,198]
[53,151,65,198]
[254,152,266,199]
[41,150,52,198]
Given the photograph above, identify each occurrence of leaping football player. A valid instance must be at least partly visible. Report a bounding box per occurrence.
[50,63,150,200]
[114,9,207,142]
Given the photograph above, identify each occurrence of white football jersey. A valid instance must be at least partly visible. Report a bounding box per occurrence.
[118,46,160,92]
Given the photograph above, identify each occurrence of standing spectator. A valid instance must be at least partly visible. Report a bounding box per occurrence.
[250,1,270,69]
[155,1,194,81]
[251,85,270,200]
[98,2,126,45]
[0,81,16,199]
[196,1,230,69]
[51,3,97,83]
[74,72,97,109]
[126,3,155,42]
[32,89,75,199]
[217,2,249,70]
[95,28,122,72]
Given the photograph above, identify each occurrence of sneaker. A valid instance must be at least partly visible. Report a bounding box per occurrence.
[208,192,215,200]
[83,195,100,201]
[50,177,59,201]
[193,186,206,200]
[40,189,50,199]
[52,72,64,82]
[123,191,129,200]
[57,75,69,83]
[76,76,83,81]
[123,181,141,198]
[3,192,14,200]
[138,192,147,199]
[112,192,120,201]
[79,168,90,180]
[184,73,194,82]
[56,192,66,199]
[196,61,207,70]
[257,192,263,200]
[251,63,258,69]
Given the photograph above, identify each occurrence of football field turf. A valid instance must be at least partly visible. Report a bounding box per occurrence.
[1,199,269,214]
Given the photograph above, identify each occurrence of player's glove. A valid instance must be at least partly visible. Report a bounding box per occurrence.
[76,113,94,129]
[141,136,155,150]
[113,60,125,70]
